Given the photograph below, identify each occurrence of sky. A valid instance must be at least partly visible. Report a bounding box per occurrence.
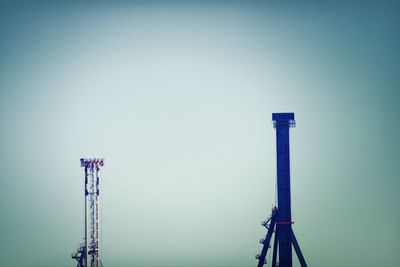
[0,1,399,267]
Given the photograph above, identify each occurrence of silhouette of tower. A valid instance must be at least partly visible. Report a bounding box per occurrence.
[72,158,104,267]
[256,113,307,267]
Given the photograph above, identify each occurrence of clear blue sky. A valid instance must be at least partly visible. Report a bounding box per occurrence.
[0,1,399,267]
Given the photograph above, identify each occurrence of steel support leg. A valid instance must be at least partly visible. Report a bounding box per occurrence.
[257,210,278,267]
[271,226,279,267]
[290,228,307,267]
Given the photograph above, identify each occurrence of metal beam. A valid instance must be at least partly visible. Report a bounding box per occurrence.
[257,209,278,267]
[273,113,295,267]
[291,228,307,267]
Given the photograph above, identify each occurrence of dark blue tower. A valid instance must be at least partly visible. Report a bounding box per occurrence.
[256,113,307,267]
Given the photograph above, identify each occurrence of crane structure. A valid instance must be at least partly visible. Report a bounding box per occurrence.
[72,158,104,267]
[256,113,307,267]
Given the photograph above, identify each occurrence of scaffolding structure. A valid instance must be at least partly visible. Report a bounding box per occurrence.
[72,158,104,267]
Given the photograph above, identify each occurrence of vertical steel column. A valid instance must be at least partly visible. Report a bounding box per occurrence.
[84,165,90,267]
[273,113,295,267]
[256,113,307,267]
[82,158,104,267]
[73,158,104,267]
[95,166,100,267]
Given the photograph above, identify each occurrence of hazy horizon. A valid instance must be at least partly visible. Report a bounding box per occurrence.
[1,1,399,267]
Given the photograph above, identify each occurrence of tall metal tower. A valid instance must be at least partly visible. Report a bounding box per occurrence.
[256,113,307,267]
[72,158,104,267]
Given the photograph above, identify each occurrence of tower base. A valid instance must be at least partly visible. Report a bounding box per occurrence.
[256,207,307,267]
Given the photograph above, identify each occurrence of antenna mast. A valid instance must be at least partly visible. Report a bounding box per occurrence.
[72,158,104,267]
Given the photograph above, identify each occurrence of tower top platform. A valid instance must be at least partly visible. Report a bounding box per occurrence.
[272,113,295,128]
[80,158,104,168]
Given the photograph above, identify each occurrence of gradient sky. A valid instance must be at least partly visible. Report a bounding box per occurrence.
[0,1,399,267]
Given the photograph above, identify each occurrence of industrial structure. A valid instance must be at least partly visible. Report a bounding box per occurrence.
[72,158,104,267]
[256,113,307,267]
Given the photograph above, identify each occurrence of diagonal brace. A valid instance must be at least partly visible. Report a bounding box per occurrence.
[290,228,307,267]
[257,209,278,267]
